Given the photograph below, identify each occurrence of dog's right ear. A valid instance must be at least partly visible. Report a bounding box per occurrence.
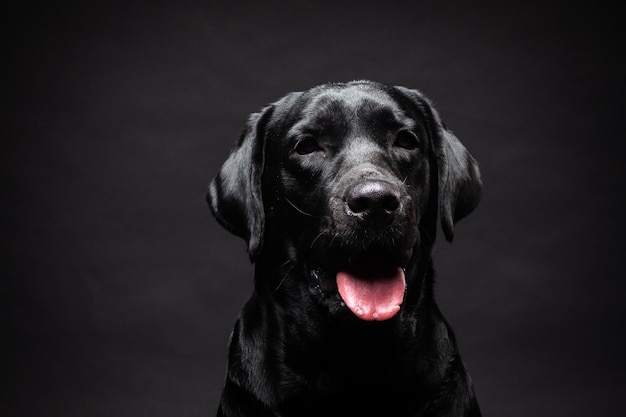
[207,105,274,262]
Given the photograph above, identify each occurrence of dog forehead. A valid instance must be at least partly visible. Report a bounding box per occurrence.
[280,85,410,138]
[309,86,401,120]
[308,84,394,108]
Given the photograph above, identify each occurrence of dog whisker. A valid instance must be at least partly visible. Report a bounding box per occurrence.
[277,258,293,271]
[273,264,295,294]
[284,198,322,218]
[309,231,325,249]
[328,233,338,248]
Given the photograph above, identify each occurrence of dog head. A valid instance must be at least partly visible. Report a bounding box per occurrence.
[208,81,481,321]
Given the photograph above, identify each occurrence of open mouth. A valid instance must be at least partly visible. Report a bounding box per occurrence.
[315,250,408,322]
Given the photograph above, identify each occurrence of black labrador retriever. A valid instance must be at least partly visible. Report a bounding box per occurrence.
[207,80,482,417]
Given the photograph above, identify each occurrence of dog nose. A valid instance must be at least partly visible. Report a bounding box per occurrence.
[346,180,401,224]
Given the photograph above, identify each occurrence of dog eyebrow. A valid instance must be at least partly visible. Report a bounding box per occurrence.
[288,113,350,141]
[359,105,416,131]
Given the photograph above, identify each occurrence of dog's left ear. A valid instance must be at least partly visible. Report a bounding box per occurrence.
[433,122,482,242]
[207,105,274,262]
[394,86,482,242]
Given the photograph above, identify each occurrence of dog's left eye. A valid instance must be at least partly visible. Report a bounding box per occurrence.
[294,137,323,155]
[394,131,420,150]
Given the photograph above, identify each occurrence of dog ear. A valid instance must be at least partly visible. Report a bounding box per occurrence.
[393,86,482,242]
[433,123,482,242]
[207,105,274,262]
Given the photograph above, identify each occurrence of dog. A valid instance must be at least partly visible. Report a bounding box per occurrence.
[207,80,482,416]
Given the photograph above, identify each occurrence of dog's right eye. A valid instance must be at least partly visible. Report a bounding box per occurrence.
[394,130,420,151]
[294,137,323,155]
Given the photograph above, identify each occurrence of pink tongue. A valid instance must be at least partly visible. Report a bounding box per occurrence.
[336,264,406,321]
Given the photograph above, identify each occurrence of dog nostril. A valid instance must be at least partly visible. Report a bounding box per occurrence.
[346,180,401,217]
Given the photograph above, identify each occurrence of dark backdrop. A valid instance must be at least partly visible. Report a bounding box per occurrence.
[5,1,625,416]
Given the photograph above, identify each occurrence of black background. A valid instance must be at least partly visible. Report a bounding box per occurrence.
[5,1,625,416]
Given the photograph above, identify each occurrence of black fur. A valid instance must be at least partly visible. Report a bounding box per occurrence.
[207,80,482,416]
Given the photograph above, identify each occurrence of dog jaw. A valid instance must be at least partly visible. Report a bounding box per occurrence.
[307,244,414,321]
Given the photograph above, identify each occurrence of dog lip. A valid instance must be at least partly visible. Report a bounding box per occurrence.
[340,249,404,271]
[314,239,413,270]
[311,247,411,293]
[343,246,412,270]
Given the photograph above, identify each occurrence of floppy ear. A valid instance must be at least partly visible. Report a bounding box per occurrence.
[433,123,482,242]
[393,86,482,242]
[207,105,274,262]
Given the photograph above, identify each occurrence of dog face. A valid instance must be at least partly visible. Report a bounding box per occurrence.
[208,80,481,322]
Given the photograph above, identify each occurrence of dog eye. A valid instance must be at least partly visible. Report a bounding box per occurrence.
[294,137,323,155]
[394,131,420,150]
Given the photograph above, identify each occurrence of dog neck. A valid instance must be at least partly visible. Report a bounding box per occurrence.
[232,255,456,415]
